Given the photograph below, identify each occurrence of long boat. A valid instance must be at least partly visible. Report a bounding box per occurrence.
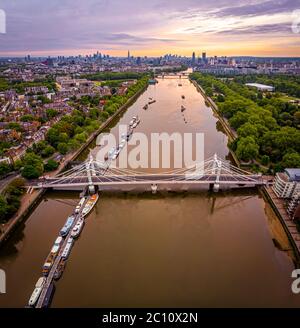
[42,249,58,276]
[71,219,85,238]
[60,215,75,237]
[61,238,74,260]
[53,259,66,281]
[82,193,99,218]
[28,277,46,307]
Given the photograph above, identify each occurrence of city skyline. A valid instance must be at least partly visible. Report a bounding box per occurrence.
[0,0,299,57]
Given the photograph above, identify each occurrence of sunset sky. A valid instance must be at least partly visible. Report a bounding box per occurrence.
[0,0,299,57]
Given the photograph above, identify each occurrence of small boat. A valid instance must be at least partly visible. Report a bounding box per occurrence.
[178,83,182,87]
[54,236,63,247]
[42,246,57,276]
[119,140,126,149]
[60,215,75,237]
[61,238,74,259]
[148,100,156,105]
[75,197,86,214]
[41,282,55,308]
[132,122,138,128]
[54,259,66,281]
[181,105,186,112]
[50,245,60,256]
[82,193,99,218]
[143,104,148,110]
[71,219,85,238]
[181,95,185,99]
[108,147,116,159]
[28,277,46,306]
[42,261,53,277]
[129,116,138,126]
[151,184,158,194]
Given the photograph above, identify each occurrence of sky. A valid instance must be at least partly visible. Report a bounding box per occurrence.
[0,0,299,57]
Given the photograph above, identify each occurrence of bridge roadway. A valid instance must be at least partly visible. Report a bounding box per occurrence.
[32,173,265,190]
[156,76,188,79]
[35,198,88,308]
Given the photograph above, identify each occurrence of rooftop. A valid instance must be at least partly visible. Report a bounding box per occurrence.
[245,83,274,91]
[285,169,300,182]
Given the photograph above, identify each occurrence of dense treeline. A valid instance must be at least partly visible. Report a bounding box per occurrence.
[154,65,188,74]
[232,74,300,98]
[0,178,25,223]
[0,77,57,93]
[218,79,300,129]
[81,72,147,81]
[190,73,300,171]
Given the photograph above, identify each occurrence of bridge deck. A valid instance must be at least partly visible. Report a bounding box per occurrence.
[30,173,265,190]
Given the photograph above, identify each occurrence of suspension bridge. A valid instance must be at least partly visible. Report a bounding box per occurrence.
[27,154,266,193]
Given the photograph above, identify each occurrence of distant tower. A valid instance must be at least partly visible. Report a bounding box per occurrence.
[192,52,196,65]
[128,50,130,59]
[202,52,207,63]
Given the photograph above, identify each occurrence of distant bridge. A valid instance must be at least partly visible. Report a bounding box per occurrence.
[28,154,265,193]
[155,73,189,79]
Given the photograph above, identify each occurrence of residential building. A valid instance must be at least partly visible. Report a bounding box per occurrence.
[273,169,300,198]
[245,83,275,92]
[287,192,300,220]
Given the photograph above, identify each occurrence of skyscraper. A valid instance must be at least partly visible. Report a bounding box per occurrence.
[202,52,207,63]
[128,50,130,59]
[192,52,196,65]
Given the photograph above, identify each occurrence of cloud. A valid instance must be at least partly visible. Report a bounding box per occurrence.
[0,30,181,53]
[212,0,299,18]
[215,22,292,35]
[0,0,299,55]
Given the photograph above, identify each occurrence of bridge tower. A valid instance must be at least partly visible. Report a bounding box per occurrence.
[212,153,221,192]
[85,155,96,194]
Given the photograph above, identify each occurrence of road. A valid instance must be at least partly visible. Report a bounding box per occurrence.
[0,173,19,193]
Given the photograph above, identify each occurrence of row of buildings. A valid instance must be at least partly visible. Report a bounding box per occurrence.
[0,72,140,163]
[192,54,300,75]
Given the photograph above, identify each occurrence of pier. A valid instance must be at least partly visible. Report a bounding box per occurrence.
[34,195,97,308]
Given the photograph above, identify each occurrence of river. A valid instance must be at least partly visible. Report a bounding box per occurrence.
[0,76,299,307]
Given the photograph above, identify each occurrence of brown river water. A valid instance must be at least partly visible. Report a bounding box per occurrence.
[0,76,299,307]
